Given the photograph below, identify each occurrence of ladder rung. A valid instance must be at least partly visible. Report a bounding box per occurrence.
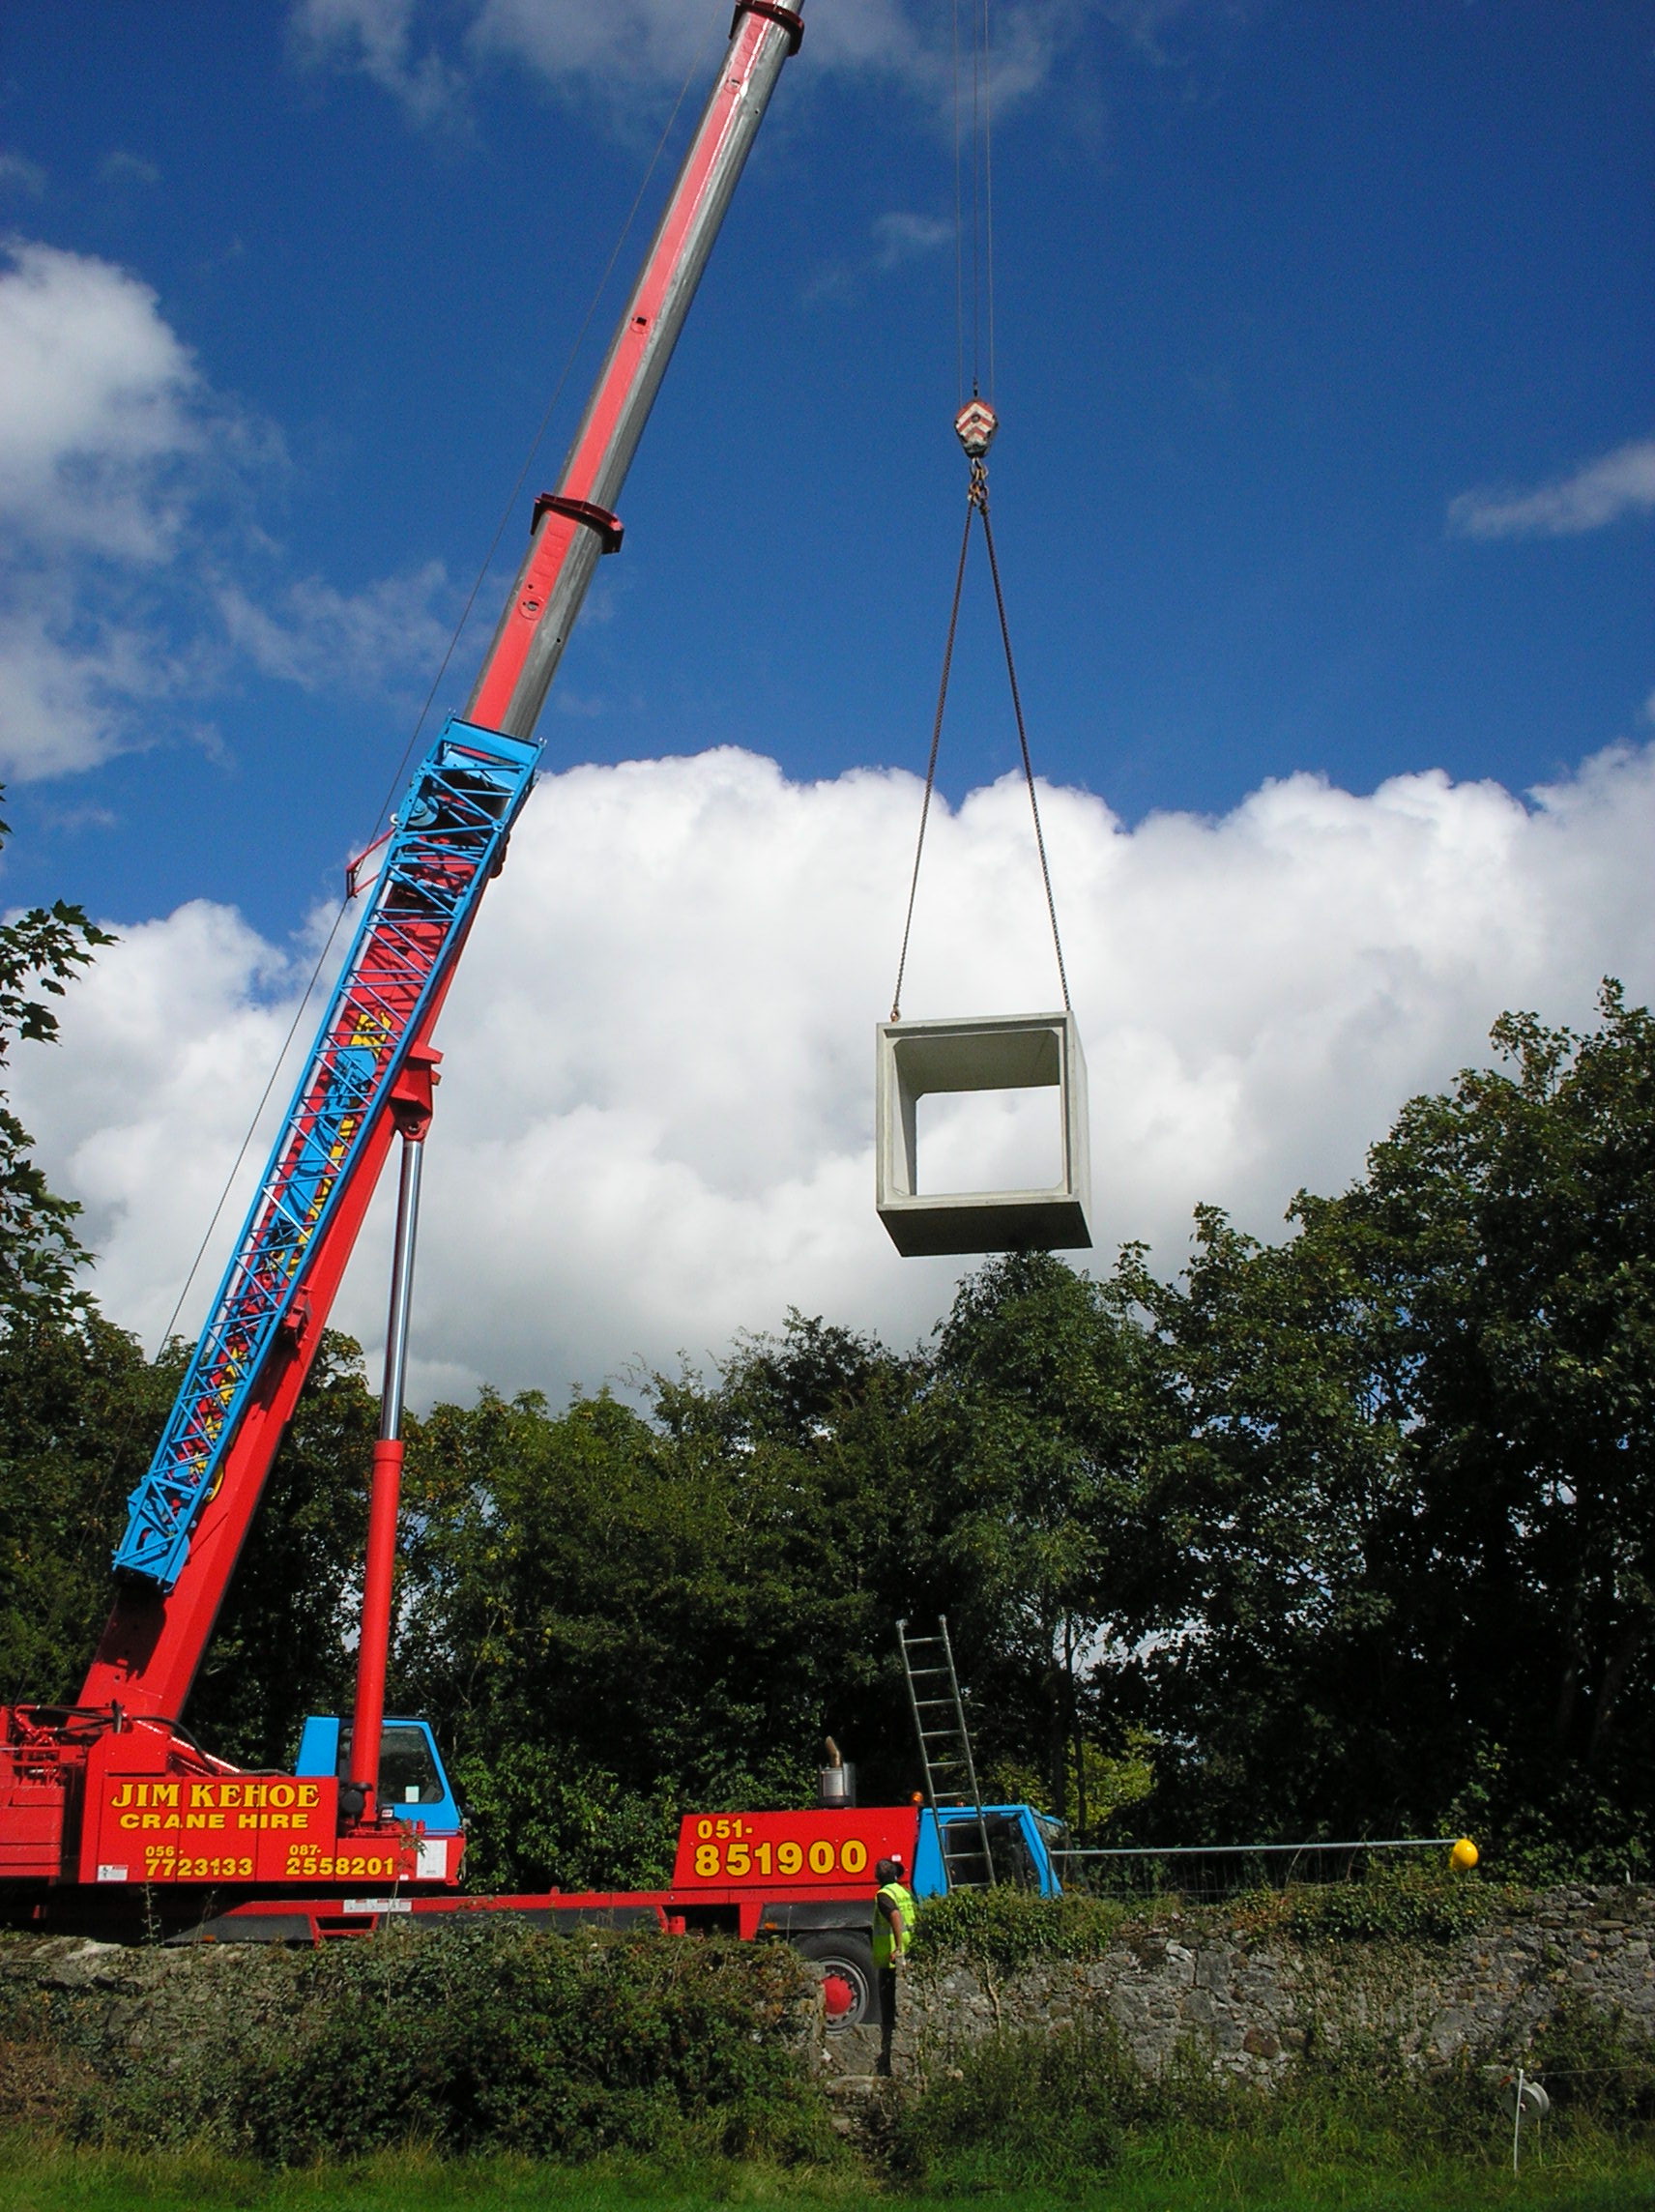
[903,1618,988,1873]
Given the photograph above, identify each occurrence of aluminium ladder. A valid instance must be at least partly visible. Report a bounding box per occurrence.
[897,1616,997,1889]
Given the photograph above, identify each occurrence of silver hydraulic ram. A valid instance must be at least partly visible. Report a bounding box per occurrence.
[348,1053,436,1814]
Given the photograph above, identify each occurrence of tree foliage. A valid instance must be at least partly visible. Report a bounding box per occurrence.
[1114,982,1655,1869]
[0,795,116,1329]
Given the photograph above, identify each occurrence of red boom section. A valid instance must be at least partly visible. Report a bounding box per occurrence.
[469,5,799,739]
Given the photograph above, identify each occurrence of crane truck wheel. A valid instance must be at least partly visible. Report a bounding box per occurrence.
[792,1932,879,2029]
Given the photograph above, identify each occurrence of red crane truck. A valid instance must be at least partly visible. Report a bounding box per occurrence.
[0,0,1063,2030]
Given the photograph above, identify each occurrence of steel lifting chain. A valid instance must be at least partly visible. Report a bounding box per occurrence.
[890,402,1072,1022]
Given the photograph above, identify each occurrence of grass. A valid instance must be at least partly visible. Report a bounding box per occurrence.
[1,2141,1653,2212]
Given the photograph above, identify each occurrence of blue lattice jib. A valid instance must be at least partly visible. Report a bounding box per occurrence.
[113,719,538,1590]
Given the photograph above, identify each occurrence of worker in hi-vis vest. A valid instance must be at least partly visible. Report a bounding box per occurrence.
[873,1854,916,2076]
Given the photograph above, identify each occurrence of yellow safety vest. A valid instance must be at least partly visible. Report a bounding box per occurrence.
[873,1879,915,1966]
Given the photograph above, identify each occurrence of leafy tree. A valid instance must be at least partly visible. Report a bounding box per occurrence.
[1113,984,1655,1872]
[0,795,134,1704]
[0,794,115,1327]
[1327,983,1655,1865]
[1113,1202,1425,1845]
[392,1316,930,1887]
[915,1254,1171,1831]
[0,1314,179,1704]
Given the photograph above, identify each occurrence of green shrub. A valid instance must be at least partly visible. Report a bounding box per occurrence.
[1276,1865,1511,1943]
[887,2012,1230,2186]
[235,1922,825,2164]
[913,1885,1131,1970]
[1527,1997,1655,2130]
[11,1923,830,2166]
[914,1866,1512,1972]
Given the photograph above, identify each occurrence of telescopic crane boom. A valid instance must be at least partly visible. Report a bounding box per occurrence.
[0,0,803,1902]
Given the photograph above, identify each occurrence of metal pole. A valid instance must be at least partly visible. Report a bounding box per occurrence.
[466,2,804,742]
[1055,1837,1466,1857]
[378,1132,423,1446]
[348,1062,434,1815]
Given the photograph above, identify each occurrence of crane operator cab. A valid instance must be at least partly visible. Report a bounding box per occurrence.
[295,1715,464,1880]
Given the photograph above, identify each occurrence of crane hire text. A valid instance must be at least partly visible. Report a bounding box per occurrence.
[108,1780,324,1831]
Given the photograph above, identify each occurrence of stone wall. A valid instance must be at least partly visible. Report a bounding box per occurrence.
[824,1884,1655,2084]
[5,1885,1651,2107]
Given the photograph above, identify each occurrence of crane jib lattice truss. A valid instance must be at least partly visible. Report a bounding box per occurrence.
[113,720,538,1592]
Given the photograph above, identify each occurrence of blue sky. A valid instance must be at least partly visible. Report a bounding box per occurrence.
[4,2,1655,1401]
[3,0,1650,941]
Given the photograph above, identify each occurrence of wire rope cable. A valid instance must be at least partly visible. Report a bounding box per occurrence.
[890,0,1069,1022]
[979,490,1070,1011]
[952,0,966,403]
[890,501,973,1021]
[887,468,1071,1019]
[953,0,996,400]
[981,0,997,402]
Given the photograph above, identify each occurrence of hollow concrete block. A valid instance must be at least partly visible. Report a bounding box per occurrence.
[875,1011,1092,1257]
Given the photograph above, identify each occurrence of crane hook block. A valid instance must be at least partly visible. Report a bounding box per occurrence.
[955,399,999,460]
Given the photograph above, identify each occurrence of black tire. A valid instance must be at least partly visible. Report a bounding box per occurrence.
[793,1931,880,2028]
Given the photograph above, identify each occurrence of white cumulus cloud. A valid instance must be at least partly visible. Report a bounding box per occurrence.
[289,0,470,125]
[1448,435,1655,540]
[0,241,200,559]
[0,242,213,777]
[0,239,461,781]
[14,740,1655,1411]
